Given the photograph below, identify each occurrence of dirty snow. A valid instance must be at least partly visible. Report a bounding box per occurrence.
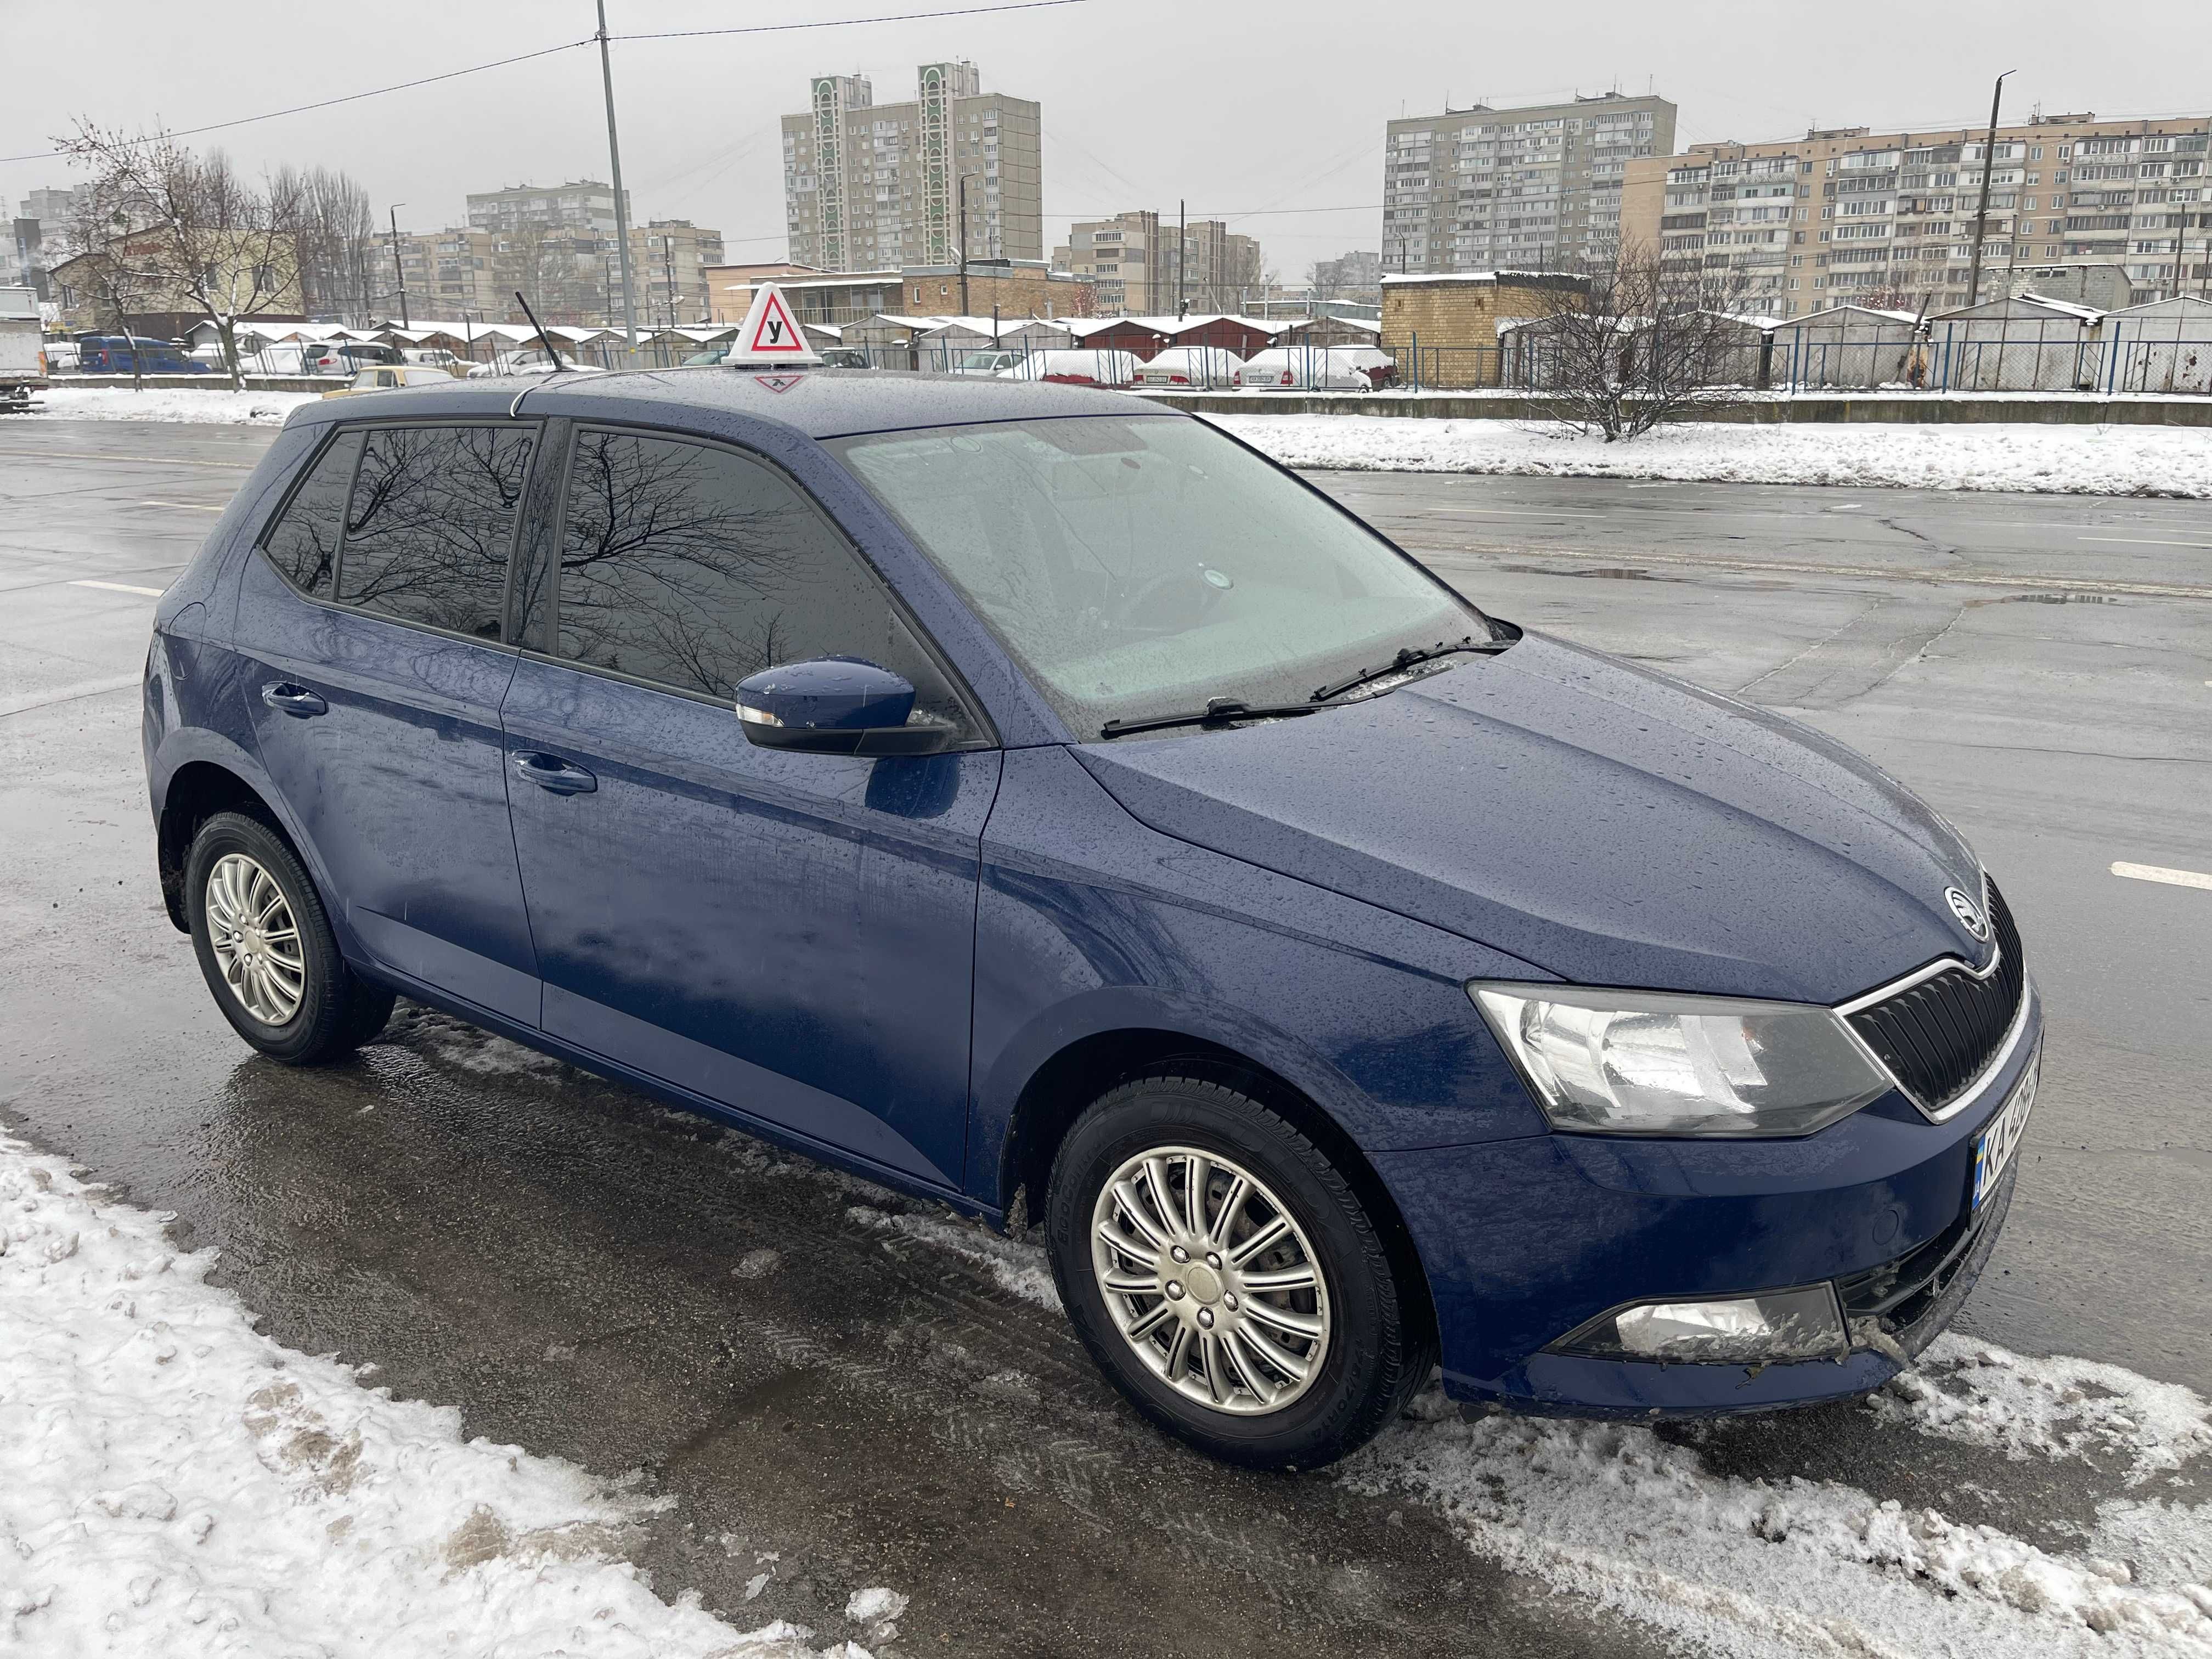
[877,1200,2212,1659]
[29,387,321,425]
[1212,412,2212,498]
[0,1121,891,1657]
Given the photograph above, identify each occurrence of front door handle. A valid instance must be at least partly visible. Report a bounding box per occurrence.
[510,751,597,795]
[260,681,328,717]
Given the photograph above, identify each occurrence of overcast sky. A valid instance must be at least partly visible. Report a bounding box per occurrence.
[8,0,2207,278]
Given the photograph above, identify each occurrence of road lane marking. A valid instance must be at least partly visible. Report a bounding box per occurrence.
[0,447,256,470]
[2111,861,2212,891]
[2080,536,2212,550]
[1368,505,1607,519]
[138,499,224,511]
[0,673,142,720]
[69,579,165,596]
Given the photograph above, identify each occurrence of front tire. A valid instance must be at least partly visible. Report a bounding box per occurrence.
[184,811,393,1064]
[1046,1076,1434,1470]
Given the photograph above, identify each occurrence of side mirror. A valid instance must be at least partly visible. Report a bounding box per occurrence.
[735,657,949,756]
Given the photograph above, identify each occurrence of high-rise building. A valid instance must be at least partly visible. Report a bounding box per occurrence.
[14,186,85,296]
[1053,212,1262,313]
[1383,91,1675,275]
[782,63,1042,273]
[1621,110,2212,317]
[466,180,630,239]
[628,220,727,326]
[1311,250,1383,302]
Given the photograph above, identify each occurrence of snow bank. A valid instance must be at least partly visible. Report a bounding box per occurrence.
[1211,413,2212,498]
[33,387,320,425]
[871,1203,2212,1658]
[0,1122,887,1657]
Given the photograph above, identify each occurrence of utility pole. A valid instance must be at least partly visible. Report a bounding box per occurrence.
[1963,70,2015,308]
[1177,199,1186,318]
[387,205,410,329]
[596,0,640,363]
[957,172,970,316]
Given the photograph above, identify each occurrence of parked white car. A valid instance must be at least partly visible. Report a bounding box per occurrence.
[320,364,466,398]
[951,347,1026,376]
[994,349,1139,388]
[1234,346,1395,391]
[401,347,461,371]
[1133,346,1245,390]
[465,350,607,378]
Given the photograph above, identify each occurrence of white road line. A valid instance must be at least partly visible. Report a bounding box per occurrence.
[0,673,142,720]
[2080,535,2212,549]
[69,579,165,597]
[0,447,255,470]
[2111,861,2212,891]
[138,499,224,511]
[1375,505,1608,519]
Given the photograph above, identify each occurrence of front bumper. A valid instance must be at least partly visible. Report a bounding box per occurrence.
[1374,985,2040,1417]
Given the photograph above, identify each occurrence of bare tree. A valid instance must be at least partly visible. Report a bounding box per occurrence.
[273,164,376,325]
[1525,242,1761,441]
[53,177,162,389]
[55,122,303,388]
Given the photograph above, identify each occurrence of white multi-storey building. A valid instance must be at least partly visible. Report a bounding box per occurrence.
[782,63,1042,274]
[1381,91,1675,275]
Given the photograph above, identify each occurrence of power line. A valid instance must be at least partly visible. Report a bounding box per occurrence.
[0,0,1096,167]
[0,40,593,165]
[612,0,1090,41]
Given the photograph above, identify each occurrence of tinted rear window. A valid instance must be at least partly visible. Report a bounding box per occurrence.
[335,425,534,640]
[259,430,363,597]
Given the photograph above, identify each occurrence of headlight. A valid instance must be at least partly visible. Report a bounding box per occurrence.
[1469,983,1893,1137]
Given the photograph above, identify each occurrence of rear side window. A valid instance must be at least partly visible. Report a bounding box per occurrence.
[259,430,363,598]
[552,429,972,730]
[336,425,534,640]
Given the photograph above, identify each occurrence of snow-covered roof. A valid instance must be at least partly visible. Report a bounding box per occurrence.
[1785,306,1920,328]
[1380,269,1584,285]
[2105,294,2212,318]
[1937,294,2104,324]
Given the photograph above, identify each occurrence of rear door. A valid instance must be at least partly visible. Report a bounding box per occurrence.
[499,424,1000,1188]
[234,420,543,1023]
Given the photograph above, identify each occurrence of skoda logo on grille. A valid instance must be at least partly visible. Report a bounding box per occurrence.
[1945,885,1990,942]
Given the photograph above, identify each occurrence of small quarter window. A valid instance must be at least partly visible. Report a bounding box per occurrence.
[259,430,362,597]
[337,425,534,640]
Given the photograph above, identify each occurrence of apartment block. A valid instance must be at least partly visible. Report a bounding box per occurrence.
[1312,250,1384,302]
[1622,111,2212,318]
[466,180,630,239]
[629,219,727,326]
[1053,212,1262,313]
[1383,92,1675,275]
[782,63,1043,273]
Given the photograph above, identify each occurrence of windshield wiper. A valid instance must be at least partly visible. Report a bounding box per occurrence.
[1099,696,1325,741]
[1309,631,1514,704]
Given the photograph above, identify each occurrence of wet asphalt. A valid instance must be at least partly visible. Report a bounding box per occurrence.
[1,417,2207,1656]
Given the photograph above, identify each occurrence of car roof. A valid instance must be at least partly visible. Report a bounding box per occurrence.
[283,364,1180,442]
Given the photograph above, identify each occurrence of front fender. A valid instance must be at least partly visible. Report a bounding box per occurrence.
[967,746,1555,1207]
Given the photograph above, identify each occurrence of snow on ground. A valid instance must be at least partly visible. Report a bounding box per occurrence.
[880,1208,2212,1659]
[30,387,320,425]
[0,1122,890,1657]
[1212,413,2212,498]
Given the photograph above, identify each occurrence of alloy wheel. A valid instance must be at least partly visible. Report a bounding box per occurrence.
[205,853,305,1025]
[1090,1146,1331,1416]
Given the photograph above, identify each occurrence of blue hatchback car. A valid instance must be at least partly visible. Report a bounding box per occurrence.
[144,369,2040,1469]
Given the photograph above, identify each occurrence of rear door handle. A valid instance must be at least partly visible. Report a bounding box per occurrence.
[260,681,328,717]
[510,751,597,794]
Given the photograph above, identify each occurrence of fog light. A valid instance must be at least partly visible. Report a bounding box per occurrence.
[1549,1284,1849,1364]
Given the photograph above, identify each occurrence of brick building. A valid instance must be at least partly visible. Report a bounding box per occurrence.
[1379,269,1587,386]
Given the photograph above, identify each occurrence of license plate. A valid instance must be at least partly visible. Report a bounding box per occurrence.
[1972,1049,2039,1211]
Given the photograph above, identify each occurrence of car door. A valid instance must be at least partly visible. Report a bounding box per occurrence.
[499,424,1000,1189]
[233,419,543,1024]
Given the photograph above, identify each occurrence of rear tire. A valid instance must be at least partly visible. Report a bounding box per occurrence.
[1046,1075,1434,1470]
[184,811,392,1064]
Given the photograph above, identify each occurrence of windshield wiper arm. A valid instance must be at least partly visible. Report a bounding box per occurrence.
[1098,696,1325,741]
[1309,632,1512,704]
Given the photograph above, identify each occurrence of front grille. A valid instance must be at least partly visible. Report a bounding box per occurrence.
[1846,881,2024,1113]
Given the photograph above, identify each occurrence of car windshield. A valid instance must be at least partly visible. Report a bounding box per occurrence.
[959,351,1009,368]
[829,415,1480,735]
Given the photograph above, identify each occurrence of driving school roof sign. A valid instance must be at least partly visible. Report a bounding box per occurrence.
[726,282,821,367]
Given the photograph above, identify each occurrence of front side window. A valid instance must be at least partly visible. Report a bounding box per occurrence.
[829,416,1480,735]
[337,425,534,639]
[259,430,363,598]
[552,430,972,731]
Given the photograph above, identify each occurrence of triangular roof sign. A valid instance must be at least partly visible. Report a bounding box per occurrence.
[726,282,821,366]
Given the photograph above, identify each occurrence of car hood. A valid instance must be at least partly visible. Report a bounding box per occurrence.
[1071,634,1987,1005]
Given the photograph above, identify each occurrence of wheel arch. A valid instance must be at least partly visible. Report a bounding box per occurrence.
[998,1026,1439,1354]
[156,759,294,933]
